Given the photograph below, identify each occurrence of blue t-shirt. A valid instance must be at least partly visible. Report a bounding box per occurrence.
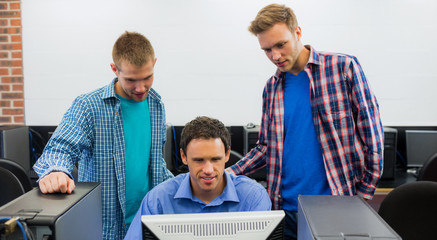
[124,172,272,239]
[118,95,152,226]
[281,71,331,211]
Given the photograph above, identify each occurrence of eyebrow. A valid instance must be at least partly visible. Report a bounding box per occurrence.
[261,41,287,51]
[191,156,223,161]
[125,73,153,81]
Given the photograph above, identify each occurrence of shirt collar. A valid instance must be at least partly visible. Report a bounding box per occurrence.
[101,78,117,100]
[305,45,320,66]
[174,172,240,205]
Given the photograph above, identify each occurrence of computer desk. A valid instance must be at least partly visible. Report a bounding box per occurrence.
[377,167,418,188]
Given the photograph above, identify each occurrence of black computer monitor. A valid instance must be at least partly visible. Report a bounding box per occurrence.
[405,130,437,167]
[142,210,284,240]
[0,126,31,174]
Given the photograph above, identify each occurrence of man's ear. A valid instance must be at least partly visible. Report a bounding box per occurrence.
[224,147,231,163]
[180,148,188,165]
[110,63,118,75]
[295,26,302,41]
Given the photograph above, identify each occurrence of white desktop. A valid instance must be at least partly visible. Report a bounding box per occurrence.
[141,210,285,240]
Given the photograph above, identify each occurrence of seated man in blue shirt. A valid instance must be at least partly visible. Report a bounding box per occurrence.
[125,116,271,239]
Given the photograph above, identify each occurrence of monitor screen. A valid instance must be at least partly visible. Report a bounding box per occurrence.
[405,130,437,167]
[141,210,284,240]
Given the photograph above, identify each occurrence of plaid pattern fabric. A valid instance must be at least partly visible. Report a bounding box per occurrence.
[33,78,173,240]
[229,46,383,210]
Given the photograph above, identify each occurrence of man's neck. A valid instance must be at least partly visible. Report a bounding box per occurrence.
[289,45,310,75]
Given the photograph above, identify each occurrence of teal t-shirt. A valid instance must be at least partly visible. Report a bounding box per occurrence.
[118,94,152,226]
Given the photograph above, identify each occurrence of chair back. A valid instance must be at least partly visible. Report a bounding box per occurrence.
[0,167,25,207]
[418,153,437,182]
[378,181,437,240]
[0,158,33,192]
[225,150,244,169]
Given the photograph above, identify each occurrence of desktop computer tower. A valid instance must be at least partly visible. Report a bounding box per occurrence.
[243,124,266,181]
[0,126,31,174]
[383,127,397,180]
[243,124,260,154]
[298,195,401,240]
[0,182,102,240]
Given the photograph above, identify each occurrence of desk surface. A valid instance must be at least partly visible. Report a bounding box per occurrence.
[377,167,417,189]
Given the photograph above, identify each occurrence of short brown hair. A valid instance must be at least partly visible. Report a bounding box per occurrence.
[248,4,298,35]
[180,116,231,156]
[112,31,155,69]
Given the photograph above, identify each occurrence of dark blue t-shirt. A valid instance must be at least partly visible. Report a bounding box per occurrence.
[281,71,331,211]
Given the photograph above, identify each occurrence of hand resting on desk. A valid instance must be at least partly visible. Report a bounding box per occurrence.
[39,171,75,194]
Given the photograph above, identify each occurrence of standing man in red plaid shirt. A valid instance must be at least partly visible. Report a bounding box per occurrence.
[227,4,384,239]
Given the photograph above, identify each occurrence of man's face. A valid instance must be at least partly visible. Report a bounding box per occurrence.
[111,59,156,102]
[257,22,303,74]
[181,138,230,202]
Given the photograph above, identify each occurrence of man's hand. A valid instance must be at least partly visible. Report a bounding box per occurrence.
[39,171,75,194]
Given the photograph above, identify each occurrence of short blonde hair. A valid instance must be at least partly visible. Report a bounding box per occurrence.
[112,31,155,69]
[248,4,298,35]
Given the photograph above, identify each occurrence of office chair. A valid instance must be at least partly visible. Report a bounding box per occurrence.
[162,124,175,173]
[417,153,437,182]
[0,167,25,207]
[378,181,437,240]
[0,158,33,192]
[225,150,244,169]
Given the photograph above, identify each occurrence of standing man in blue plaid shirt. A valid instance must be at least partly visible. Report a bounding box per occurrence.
[227,4,384,239]
[33,31,174,240]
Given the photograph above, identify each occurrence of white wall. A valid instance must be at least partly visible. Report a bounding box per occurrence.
[22,0,437,126]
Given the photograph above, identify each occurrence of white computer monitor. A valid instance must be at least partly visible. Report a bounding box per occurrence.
[405,130,437,167]
[141,210,285,240]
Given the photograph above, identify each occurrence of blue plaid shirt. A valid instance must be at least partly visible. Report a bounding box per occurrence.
[33,78,174,240]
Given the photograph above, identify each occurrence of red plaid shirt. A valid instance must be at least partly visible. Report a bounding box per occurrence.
[229,46,384,210]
